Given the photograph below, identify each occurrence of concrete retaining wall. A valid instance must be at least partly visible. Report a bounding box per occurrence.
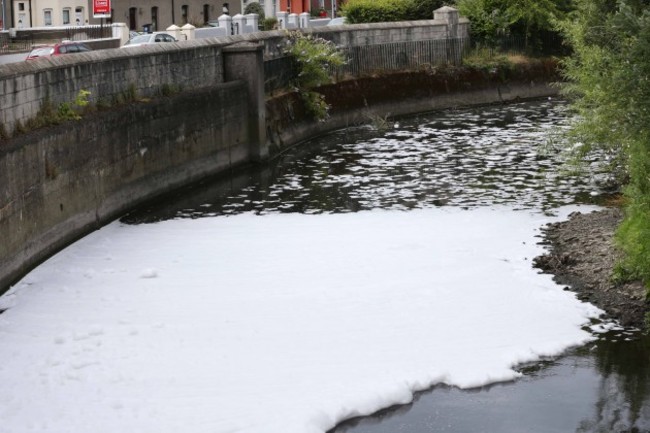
[0,15,467,136]
[0,38,226,134]
[0,82,249,292]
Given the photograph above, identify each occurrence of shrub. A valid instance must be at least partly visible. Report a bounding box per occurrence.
[342,0,444,24]
[284,31,345,120]
[244,2,265,20]
[263,17,278,30]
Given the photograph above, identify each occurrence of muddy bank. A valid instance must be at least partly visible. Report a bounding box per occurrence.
[534,207,648,328]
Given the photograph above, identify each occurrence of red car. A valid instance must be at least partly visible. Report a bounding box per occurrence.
[26,42,92,60]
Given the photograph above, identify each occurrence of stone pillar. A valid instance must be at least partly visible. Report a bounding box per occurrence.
[232,13,245,35]
[165,24,182,41]
[112,22,130,46]
[180,23,195,40]
[218,13,233,34]
[434,6,459,38]
[288,13,298,28]
[277,11,288,29]
[246,13,259,32]
[223,43,268,162]
[299,12,310,28]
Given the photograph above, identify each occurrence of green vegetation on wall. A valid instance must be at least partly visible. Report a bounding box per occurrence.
[284,31,345,120]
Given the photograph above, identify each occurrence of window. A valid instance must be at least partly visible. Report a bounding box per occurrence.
[18,3,24,11]
[129,7,137,30]
[62,8,70,25]
[151,7,158,31]
[181,5,188,24]
[43,9,52,26]
[203,4,209,24]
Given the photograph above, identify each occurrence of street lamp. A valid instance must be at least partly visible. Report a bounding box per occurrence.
[222,3,229,15]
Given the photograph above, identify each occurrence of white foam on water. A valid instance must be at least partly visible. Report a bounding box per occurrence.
[0,207,602,433]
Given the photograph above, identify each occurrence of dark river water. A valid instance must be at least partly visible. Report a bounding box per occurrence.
[123,100,650,433]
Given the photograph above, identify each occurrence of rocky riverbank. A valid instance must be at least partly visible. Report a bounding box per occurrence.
[534,207,648,329]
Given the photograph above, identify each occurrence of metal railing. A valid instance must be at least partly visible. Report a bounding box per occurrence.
[264,55,298,95]
[0,32,33,53]
[263,37,470,95]
[334,38,469,78]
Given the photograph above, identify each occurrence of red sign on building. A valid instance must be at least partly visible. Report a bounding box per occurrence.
[93,0,111,18]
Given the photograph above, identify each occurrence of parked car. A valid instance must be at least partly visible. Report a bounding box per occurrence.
[26,42,92,60]
[327,17,347,26]
[122,32,178,48]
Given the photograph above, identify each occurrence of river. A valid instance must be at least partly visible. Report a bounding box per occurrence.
[0,99,648,433]
[123,99,650,433]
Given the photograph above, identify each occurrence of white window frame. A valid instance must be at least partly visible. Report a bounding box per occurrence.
[62,8,71,25]
[43,8,53,26]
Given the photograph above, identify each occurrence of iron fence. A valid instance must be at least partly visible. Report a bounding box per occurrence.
[263,37,470,95]
[264,55,298,95]
[470,32,569,58]
[0,32,33,53]
[334,38,469,79]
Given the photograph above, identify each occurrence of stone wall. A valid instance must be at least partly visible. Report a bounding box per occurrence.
[0,83,249,292]
[0,11,466,136]
[0,38,227,134]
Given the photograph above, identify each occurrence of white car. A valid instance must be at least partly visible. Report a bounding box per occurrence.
[122,32,177,48]
[327,17,347,26]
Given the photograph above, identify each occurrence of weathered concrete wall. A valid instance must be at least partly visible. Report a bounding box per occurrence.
[0,82,249,292]
[0,14,466,136]
[266,65,561,157]
[307,18,469,47]
[0,38,227,134]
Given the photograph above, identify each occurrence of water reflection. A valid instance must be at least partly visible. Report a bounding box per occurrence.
[121,100,649,432]
[123,100,612,224]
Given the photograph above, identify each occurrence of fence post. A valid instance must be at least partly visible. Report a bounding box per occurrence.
[277,11,288,29]
[434,6,459,38]
[299,12,310,28]
[232,14,245,35]
[218,13,233,35]
[112,22,129,46]
[223,43,268,162]
[288,13,299,29]
[165,24,182,41]
[180,23,195,40]
[246,13,259,31]
[434,6,461,65]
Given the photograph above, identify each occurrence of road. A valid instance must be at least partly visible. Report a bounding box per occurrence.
[0,52,28,64]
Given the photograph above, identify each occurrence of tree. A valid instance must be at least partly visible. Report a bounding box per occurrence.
[560,0,650,288]
[341,0,445,24]
[244,2,265,20]
[456,0,570,51]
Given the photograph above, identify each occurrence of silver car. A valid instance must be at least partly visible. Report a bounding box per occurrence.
[122,32,177,48]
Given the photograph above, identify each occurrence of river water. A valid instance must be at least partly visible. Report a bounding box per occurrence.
[120,99,650,432]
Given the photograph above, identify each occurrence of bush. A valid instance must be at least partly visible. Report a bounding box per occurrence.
[244,2,265,20]
[284,31,345,120]
[341,0,444,24]
[262,17,278,30]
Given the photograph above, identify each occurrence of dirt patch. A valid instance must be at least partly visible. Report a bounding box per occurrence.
[533,208,649,328]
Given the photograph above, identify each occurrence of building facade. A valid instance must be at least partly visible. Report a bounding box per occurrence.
[2,0,248,30]
[278,0,337,16]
